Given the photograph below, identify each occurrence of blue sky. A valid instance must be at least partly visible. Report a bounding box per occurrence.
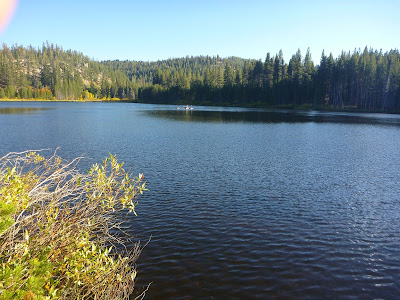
[1,0,399,63]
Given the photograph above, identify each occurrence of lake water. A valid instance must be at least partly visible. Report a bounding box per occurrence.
[1,102,400,299]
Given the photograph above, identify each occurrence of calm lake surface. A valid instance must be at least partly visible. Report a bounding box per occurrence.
[1,102,400,299]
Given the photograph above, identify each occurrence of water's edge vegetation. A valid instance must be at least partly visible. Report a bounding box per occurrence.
[1,43,399,112]
[0,151,147,299]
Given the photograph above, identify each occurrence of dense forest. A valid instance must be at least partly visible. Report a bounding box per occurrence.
[0,42,137,100]
[1,42,400,112]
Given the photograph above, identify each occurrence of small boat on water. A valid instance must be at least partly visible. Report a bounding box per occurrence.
[177,105,193,110]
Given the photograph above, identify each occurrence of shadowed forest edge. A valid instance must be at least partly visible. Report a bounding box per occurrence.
[1,43,399,112]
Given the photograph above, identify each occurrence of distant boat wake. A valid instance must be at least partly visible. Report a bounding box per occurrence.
[177,105,194,110]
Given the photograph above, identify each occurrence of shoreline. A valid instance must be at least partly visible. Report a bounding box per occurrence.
[0,98,135,103]
[0,98,398,114]
[0,99,137,103]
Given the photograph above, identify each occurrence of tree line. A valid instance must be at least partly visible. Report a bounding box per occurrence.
[0,42,138,100]
[1,43,400,112]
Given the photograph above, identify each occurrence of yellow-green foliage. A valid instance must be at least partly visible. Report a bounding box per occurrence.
[0,151,147,299]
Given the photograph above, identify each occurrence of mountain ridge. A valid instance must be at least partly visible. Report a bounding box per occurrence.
[1,43,399,112]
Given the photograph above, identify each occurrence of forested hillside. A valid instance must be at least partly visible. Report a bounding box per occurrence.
[0,42,138,100]
[1,43,400,112]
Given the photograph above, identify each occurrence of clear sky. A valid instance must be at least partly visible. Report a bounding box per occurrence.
[0,0,399,63]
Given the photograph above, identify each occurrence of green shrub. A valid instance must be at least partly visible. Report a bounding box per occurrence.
[0,151,147,299]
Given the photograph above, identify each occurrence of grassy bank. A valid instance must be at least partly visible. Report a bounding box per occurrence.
[0,151,147,299]
[0,98,135,103]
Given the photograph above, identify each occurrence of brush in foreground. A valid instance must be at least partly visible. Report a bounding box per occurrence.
[0,150,147,299]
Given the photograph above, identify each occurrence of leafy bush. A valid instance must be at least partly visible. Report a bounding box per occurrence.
[0,150,147,299]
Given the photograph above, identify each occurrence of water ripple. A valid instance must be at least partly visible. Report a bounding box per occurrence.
[1,103,400,299]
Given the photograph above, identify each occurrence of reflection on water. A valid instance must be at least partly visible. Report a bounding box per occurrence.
[2,102,400,299]
[147,108,400,126]
[0,107,53,114]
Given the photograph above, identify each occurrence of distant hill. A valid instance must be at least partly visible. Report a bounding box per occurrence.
[1,43,400,112]
[0,42,136,100]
